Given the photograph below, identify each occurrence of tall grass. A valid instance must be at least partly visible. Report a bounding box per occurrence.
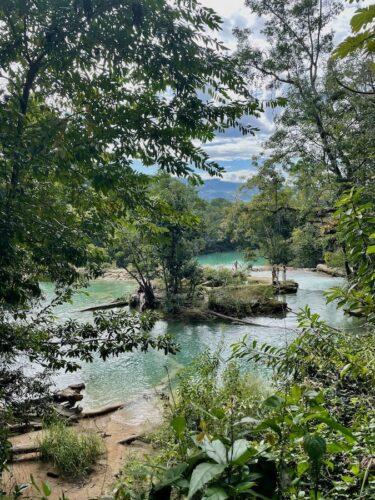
[39,422,103,478]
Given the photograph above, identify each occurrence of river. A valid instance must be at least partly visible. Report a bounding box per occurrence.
[41,251,350,410]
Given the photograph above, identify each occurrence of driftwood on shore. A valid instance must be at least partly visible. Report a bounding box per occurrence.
[7,421,43,434]
[80,402,125,418]
[118,434,144,445]
[11,453,40,463]
[11,444,40,456]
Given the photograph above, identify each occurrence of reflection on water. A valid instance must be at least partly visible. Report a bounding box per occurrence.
[41,256,351,409]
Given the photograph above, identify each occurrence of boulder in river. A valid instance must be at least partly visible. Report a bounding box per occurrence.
[276,280,299,294]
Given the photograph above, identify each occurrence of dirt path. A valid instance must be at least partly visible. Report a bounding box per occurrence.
[3,396,163,499]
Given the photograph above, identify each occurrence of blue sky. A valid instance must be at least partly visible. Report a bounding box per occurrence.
[136,1,369,183]
[196,0,370,183]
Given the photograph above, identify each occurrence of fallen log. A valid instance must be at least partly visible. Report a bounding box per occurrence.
[80,402,125,419]
[7,421,43,434]
[11,444,39,456]
[206,310,272,328]
[11,453,40,463]
[118,434,144,445]
[80,300,129,312]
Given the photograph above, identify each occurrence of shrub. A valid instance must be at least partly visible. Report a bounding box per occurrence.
[201,266,247,287]
[324,250,345,269]
[149,351,268,462]
[39,422,103,479]
[291,224,323,267]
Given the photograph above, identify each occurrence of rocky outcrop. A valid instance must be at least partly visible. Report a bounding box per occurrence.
[207,284,287,319]
[275,280,299,294]
[53,384,85,405]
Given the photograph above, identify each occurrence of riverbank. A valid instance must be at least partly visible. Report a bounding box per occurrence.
[4,268,349,497]
[99,264,343,281]
[3,393,163,499]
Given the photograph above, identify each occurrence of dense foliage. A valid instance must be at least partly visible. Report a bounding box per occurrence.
[112,175,207,310]
[0,0,374,497]
[0,0,257,474]
[115,304,375,498]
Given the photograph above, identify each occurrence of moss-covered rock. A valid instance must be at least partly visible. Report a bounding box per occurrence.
[207,284,287,318]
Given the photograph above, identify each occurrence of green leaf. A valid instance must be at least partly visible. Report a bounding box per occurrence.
[340,363,352,378]
[317,417,356,443]
[188,463,226,498]
[156,463,189,490]
[351,5,375,32]
[229,439,257,465]
[303,434,326,463]
[350,463,360,475]
[327,442,350,454]
[263,395,284,408]
[234,481,257,492]
[366,245,375,255]
[203,486,229,499]
[211,408,226,420]
[171,415,186,438]
[297,461,310,476]
[255,418,282,437]
[42,482,51,497]
[30,475,40,494]
[201,439,228,465]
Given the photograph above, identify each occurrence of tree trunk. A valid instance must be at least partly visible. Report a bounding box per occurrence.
[144,281,156,309]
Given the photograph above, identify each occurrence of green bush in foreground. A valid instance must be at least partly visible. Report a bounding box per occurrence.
[113,311,374,499]
[39,422,103,479]
[113,353,269,498]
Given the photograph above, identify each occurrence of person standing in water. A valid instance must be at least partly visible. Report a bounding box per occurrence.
[233,260,238,272]
[282,264,287,282]
[272,265,277,285]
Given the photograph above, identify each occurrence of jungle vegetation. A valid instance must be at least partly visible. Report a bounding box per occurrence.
[0,0,374,498]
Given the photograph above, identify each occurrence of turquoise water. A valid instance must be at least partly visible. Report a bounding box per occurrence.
[41,252,350,409]
[197,251,265,267]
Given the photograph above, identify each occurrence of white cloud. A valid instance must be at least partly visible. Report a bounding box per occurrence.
[197,0,368,175]
[200,168,256,182]
[202,134,269,161]
[199,0,249,19]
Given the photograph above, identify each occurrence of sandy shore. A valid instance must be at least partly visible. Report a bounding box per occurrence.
[3,394,163,499]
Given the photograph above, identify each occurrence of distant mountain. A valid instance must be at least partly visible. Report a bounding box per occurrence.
[197,179,255,201]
